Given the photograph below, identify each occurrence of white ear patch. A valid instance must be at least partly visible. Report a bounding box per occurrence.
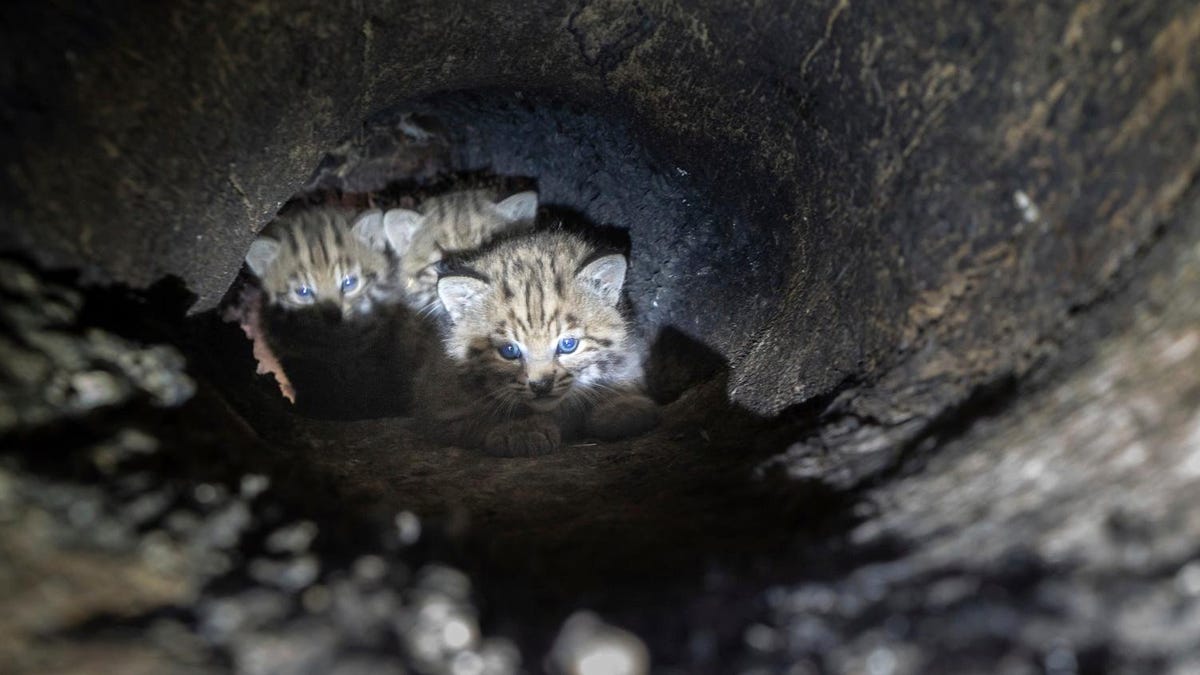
[351,209,387,251]
[245,238,281,277]
[492,191,539,224]
[437,275,490,322]
[383,209,424,254]
[575,254,627,306]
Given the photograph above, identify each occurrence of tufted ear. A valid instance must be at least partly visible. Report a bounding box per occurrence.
[245,238,281,277]
[351,209,388,251]
[492,191,539,224]
[383,209,423,254]
[437,275,490,322]
[575,254,627,306]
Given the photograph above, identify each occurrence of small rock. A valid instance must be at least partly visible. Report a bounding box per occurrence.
[547,611,649,675]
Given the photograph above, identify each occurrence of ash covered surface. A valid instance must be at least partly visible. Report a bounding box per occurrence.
[0,260,529,674]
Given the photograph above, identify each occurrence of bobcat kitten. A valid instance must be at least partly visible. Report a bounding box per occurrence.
[418,230,658,456]
[245,206,398,319]
[381,189,537,313]
[243,206,410,417]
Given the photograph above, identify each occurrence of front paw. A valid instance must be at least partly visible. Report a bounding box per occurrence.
[483,417,562,457]
[585,393,660,441]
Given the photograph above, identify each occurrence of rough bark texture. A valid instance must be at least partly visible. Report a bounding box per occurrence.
[3,0,1200,673]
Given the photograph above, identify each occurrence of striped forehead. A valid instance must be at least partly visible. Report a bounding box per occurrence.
[288,219,348,268]
[426,192,504,250]
[493,254,578,337]
[262,218,372,290]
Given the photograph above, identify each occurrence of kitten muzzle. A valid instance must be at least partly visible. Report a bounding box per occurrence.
[528,377,555,397]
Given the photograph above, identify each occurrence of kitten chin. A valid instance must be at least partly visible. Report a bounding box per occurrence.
[526,397,562,413]
[411,230,658,455]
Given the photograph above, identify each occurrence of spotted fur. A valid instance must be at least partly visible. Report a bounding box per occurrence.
[416,230,658,455]
[245,207,401,319]
[382,189,537,313]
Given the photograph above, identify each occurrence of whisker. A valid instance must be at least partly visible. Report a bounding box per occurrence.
[418,300,443,318]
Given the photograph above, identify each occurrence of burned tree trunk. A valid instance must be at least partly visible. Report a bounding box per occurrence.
[2,0,1200,672]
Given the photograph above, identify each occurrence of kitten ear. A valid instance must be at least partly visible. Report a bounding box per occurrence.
[492,191,538,223]
[351,209,388,251]
[437,275,490,322]
[245,238,281,277]
[383,209,423,253]
[575,254,627,306]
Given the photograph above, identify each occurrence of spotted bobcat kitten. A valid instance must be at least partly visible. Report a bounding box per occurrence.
[381,189,537,313]
[243,206,410,417]
[245,206,399,318]
[418,230,658,456]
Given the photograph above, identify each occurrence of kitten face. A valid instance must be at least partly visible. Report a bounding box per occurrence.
[383,190,538,312]
[437,231,641,414]
[244,208,398,320]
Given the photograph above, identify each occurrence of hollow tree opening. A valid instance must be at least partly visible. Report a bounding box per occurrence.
[200,90,832,593]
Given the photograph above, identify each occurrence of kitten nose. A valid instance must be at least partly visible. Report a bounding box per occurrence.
[528,377,555,397]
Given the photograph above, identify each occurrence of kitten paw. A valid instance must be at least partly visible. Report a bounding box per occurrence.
[585,393,660,441]
[483,417,562,457]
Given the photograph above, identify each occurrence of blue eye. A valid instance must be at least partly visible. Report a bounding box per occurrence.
[341,275,359,292]
[498,343,521,360]
[295,285,313,298]
[557,337,579,354]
